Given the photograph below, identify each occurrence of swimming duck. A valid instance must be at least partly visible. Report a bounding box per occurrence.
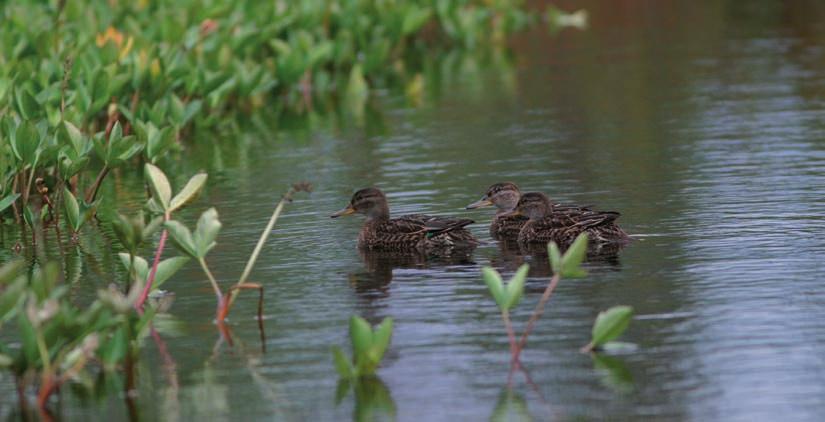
[331,187,478,252]
[466,182,599,241]
[504,192,630,245]
[465,182,526,240]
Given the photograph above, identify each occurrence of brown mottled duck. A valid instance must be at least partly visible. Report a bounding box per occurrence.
[331,187,478,252]
[466,182,603,241]
[503,192,630,246]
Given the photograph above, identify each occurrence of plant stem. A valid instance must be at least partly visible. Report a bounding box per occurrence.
[513,273,562,361]
[198,258,224,303]
[501,310,517,360]
[85,165,109,203]
[136,212,169,309]
[229,189,293,308]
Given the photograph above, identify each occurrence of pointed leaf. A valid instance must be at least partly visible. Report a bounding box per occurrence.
[144,163,171,211]
[548,242,562,274]
[118,253,149,283]
[0,193,20,214]
[194,208,221,258]
[591,306,634,348]
[63,188,80,231]
[561,233,588,277]
[482,267,507,311]
[332,346,354,378]
[369,317,393,365]
[504,264,529,310]
[15,89,39,120]
[163,220,198,258]
[0,276,26,323]
[169,173,207,212]
[153,256,190,290]
[349,316,373,360]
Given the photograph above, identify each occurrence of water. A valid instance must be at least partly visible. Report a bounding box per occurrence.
[5,1,825,420]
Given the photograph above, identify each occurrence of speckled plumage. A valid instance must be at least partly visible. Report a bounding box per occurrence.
[510,192,630,246]
[333,188,478,253]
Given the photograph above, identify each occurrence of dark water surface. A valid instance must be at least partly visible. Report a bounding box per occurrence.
[5,1,825,420]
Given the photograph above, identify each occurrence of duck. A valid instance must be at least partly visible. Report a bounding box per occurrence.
[466,182,600,241]
[465,182,526,240]
[503,192,630,246]
[331,187,478,252]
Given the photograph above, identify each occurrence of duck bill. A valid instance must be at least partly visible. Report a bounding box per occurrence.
[330,205,356,218]
[465,197,493,209]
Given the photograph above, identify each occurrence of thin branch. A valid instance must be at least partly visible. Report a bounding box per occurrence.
[513,273,562,361]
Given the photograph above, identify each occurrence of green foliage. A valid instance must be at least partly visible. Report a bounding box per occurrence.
[164,208,221,260]
[548,233,588,278]
[585,306,634,352]
[0,259,153,397]
[333,316,394,379]
[482,264,529,312]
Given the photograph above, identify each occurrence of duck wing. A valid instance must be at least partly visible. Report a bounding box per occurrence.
[396,214,474,236]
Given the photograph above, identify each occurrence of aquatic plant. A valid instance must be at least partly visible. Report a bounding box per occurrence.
[332,316,394,379]
[0,260,155,417]
[581,305,634,353]
[483,234,590,364]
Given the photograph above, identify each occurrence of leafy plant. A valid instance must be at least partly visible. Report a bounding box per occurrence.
[581,306,634,353]
[332,316,394,379]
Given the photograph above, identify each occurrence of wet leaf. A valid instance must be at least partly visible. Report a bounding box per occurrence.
[349,316,372,364]
[369,317,393,365]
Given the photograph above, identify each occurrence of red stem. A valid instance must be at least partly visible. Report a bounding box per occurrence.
[512,273,561,362]
[135,213,170,309]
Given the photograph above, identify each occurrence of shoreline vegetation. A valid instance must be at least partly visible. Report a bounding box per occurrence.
[0,1,594,418]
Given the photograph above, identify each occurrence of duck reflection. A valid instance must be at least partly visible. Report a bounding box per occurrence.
[348,249,475,299]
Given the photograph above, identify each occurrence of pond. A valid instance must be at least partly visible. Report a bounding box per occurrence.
[4,1,825,420]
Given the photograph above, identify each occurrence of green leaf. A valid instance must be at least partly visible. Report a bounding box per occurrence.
[15,89,39,120]
[100,326,128,369]
[153,256,190,290]
[0,193,20,214]
[18,310,39,366]
[118,253,149,283]
[591,306,634,349]
[0,353,12,368]
[504,264,529,310]
[0,276,26,323]
[63,188,81,231]
[144,163,171,211]
[482,267,507,311]
[332,346,354,378]
[548,242,562,274]
[0,260,24,285]
[194,208,221,258]
[13,120,41,165]
[163,220,198,258]
[349,316,372,362]
[561,233,588,277]
[169,173,207,212]
[59,121,86,153]
[369,317,393,365]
